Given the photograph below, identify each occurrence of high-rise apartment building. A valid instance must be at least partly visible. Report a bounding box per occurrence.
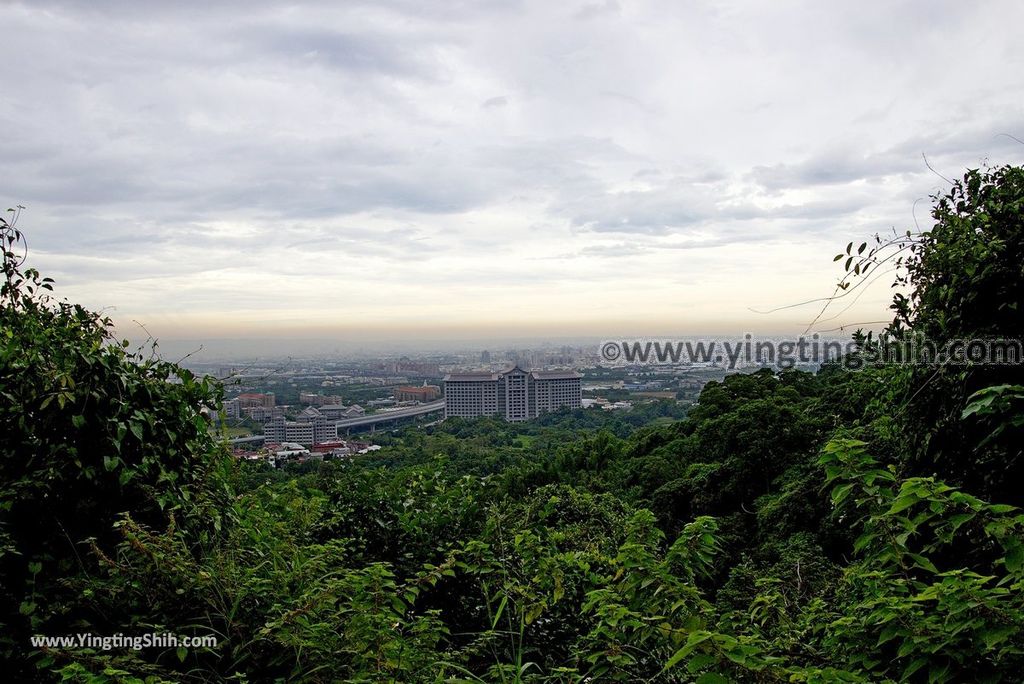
[443,366,582,422]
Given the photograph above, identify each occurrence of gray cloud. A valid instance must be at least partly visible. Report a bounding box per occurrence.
[1,0,1023,337]
[751,148,922,191]
[575,0,621,20]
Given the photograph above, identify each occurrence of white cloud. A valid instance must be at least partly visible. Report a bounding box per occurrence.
[2,0,1023,345]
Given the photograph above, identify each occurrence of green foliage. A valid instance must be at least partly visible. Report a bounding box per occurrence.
[1,210,227,676]
[3,163,1024,681]
[842,165,1024,502]
[962,383,1024,446]
[816,439,1024,683]
[80,503,450,681]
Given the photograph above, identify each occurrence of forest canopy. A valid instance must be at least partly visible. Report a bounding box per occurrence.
[2,165,1024,682]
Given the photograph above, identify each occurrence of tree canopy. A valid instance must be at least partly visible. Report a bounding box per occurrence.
[2,166,1024,682]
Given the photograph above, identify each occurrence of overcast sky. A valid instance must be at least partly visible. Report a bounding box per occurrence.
[2,0,1023,349]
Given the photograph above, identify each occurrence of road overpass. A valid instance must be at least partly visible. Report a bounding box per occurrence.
[334,399,446,432]
[227,400,446,446]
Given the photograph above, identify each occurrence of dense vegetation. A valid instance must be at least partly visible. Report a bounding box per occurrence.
[2,164,1023,682]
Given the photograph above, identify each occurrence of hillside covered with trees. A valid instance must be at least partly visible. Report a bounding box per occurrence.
[3,164,1024,682]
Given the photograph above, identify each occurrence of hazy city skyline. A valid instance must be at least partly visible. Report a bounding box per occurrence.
[3,1,1023,344]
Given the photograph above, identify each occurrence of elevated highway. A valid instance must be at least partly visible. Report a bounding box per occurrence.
[334,400,445,432]
[227,400,445,445]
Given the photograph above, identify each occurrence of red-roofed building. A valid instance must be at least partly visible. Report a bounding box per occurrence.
[237,392,275,409]
[394,385,440,402]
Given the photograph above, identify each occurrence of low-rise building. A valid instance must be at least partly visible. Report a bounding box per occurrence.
[394,385,441,402]
[319,404,366,420]
[264,409,336,446]
[237,392,275,409]
[243,405,286,422]
[299,392,345,406]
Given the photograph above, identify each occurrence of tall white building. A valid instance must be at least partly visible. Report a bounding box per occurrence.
[443,366,582,422]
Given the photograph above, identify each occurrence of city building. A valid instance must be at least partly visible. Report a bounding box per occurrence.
[384,360,441,378]
[264,407,336,446]
[237,392,275,409]
[394,385,441,402]
[274,442,309,460]
[530,369,584,416]
[222,398,240,419]
[443,371,499,419]
[299,392,344,406]
[310,440,353,458]
[319,404,366,420]
[243,405,286,423]
[443,366,582,422]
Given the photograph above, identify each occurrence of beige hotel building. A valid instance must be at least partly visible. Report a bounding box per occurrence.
[443,366,582,422]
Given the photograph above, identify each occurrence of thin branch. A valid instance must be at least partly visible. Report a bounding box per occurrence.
[922,152,953,185]
[130,319,161,362]
[173,345,205,367]
[995,132,1024,147]
[801,244,916,333]
[814,266,898,325]
[749,239,916,316]
[912,197,926,234]
[813,320,891,334]
[895,365,945,418]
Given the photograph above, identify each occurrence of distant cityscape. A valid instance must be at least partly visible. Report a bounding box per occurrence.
[193,340,839,467]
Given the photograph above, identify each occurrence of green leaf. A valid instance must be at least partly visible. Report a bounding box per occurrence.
[907,552,938,573]
[687,653,717,673]
[902,657,928,680]
[664,631,713,671]
[887,494,920,515]
[697,674,729,684]
[1004,544,1023,573]
[491,594,508,630]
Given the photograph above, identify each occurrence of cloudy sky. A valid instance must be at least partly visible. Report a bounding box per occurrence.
[2,0,1022,350]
